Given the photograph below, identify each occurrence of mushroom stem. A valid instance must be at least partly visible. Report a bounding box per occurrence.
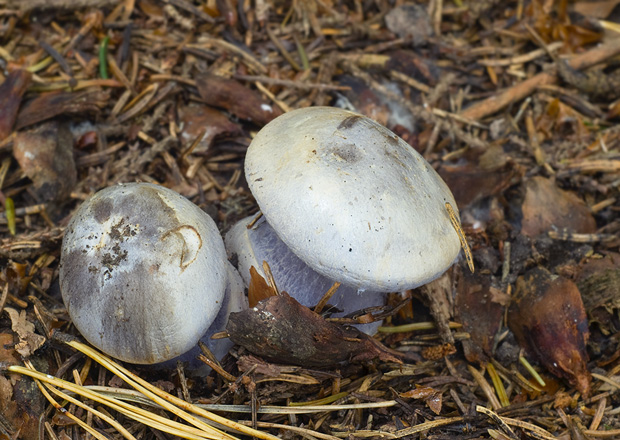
[226,216,385,334]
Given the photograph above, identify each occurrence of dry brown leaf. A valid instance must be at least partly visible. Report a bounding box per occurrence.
[248,265,278,308]
[520,176,596,237]
[4,307,46,357]
[178,104,242,153]
[13,121,77,205]
[576,252,620,337]
[509,267,591,396]
[572,0,620,18]
[524,0,603,51]
[16,89,108,130]
[384,4,432,45]
[196,74,282,125]
[400,386,443,414]
[439,146,523,209]
[0,69,31,141]
[0,334,42,440]
[536,98,591,140]
[5,261,31,296]
[456,270,505,363]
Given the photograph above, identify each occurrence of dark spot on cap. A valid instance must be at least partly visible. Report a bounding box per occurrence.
[93,198,113,224]
[330,143,362,163]
[101,243,128,271]
[337,115,362,130]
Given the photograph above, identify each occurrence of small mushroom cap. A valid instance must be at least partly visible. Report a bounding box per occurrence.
[59,183,228,364]
[245,107,461,292]
[161,262,248,370]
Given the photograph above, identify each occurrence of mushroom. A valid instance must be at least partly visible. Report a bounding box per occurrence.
[228,107,464,321]
[59,182,246,364]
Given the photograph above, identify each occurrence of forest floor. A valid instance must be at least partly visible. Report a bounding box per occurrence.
[1,0,620,439]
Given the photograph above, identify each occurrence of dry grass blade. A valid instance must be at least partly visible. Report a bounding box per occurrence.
[468,365,502,410]
[486,363,510,407]
[67,341,281,440]
[377,321,462,334]
[501,417,558,440]
[71,387,397,414]
[31,373,113,440]
[8,365,230,440]
[476,406,518,440]
[390,416,464,438]
[25,363,137,440]
[445,202,474,273]
[241,421,343,440]
[313,281,341,314]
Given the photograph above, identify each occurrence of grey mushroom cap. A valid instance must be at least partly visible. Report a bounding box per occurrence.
[158,262,248,370]
[59,183,229,364]
[245,106,461,292]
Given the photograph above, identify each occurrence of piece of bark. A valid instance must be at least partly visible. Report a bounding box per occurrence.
[227,291,402,367]
[509,267,591,396]
[521,176,596,237]
[16,90,108,130]
[0,70,31,141]
[13,121,77,205]
[195,74,282,126]
[420,270,455,345]
[460,39,620,120]
[556,59,620,99]
[456,269,506,363]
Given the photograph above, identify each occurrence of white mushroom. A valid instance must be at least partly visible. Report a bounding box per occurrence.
[234,106,462,311]
[59,182,245,364]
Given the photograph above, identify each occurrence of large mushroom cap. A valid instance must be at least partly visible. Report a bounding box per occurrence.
[59,183,228,364]
[245,107,461,292]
